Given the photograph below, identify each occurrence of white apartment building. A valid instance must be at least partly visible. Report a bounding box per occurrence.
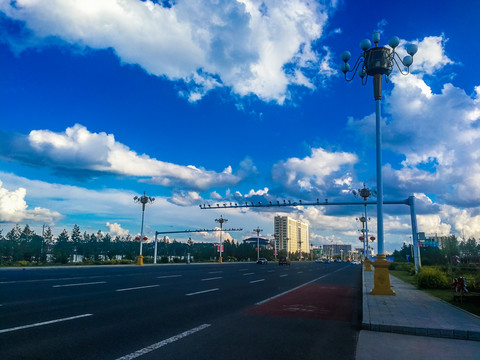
[274,216,309,255]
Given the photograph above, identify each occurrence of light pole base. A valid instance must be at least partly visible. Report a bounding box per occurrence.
[364,257,372,271]
[218,256,223,264]
[370,255,395,296]
[136,255,144,266]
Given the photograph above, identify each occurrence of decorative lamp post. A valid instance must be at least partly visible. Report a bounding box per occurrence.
[353,183,374,270]
[342,32,417,295]
[254,227,263,261]
[134,191,155,266]
[215,215,227,263]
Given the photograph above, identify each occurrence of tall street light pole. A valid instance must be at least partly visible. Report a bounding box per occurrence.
[341,32,417,295]
[134,191,155,266]
[254,227,263,261]
[215,215,227,263]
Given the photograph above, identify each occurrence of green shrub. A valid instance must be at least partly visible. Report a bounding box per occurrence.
[417,267,449,289]
[14,260,30,267]
[389,262,415,273]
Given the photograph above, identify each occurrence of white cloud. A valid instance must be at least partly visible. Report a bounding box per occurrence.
[0,180,63,223]
[0,0,335,103]
[168,191,202,206]
[106,222,130,236]
[272,147,358,194]
[24,124,243,190]
[406,35,453,75]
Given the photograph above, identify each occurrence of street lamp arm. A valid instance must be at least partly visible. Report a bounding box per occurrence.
[390,52,412,76]
[341,55,366,82]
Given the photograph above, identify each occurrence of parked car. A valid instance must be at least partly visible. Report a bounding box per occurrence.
[314,258,322,263]
[257,258,268,264]
[278,257,291,266]
[324,259,330,264]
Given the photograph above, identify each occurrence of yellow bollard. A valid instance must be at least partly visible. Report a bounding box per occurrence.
[364,257,372,271]
[370,254,395,295]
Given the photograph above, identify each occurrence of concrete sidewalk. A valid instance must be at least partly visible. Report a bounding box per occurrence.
[356,269,480,360]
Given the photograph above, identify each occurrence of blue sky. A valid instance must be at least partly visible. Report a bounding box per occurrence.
[1,0,480,253]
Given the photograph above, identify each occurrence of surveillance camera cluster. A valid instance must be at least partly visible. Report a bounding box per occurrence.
[199,198,329,209]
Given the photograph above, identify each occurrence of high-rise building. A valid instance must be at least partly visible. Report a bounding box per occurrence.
[273,216,309,256]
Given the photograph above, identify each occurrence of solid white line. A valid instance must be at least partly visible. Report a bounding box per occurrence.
[52,281,106,288]
[157,275,182,279]
[267,270,275,273]
[239,268,249,271]
[256,266,349,305]
[243,272,254,276]
[0,314,93,334]
[280,274,288,277]
[250,279,265,284]
[297,271,303,274]
[208,271,223,274]
[116,285,159,292]
[115,324,211,360]
[186,288,219,296]
[201,277,222,281]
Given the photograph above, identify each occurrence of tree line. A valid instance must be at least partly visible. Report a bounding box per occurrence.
[392,235,480,265]
[0,224,291,265]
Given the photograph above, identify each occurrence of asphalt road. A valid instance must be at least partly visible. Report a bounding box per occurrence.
[0,261,361,360]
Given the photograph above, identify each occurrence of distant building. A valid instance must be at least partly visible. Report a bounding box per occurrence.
[274,216,309,255]
[322,244,352,258]
[243,237,271,248]
[418,232,439,248]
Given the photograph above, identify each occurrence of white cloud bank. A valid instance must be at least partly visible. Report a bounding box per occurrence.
[25,124,242,191]
[0,0,335,103]
[0,180,63,223]
[106,222,130,236]
[272,147,358,195]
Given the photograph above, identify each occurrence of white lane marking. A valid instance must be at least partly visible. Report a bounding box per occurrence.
[267,270,275,273]
[243,272,255,276]
[157,275,182,279]
[249,279,265,284]
[52,281,106,288]
[208,271,223,274]
[280,274,288,277]
[115,324,211,360]
[256,266,349,305]
[116,285,159,292]
[186,288,219,296]
[201,277,223,281]
[239,268,249,272]
[0,314,93,334]
[297,271,303,274]
[1,275,105,284]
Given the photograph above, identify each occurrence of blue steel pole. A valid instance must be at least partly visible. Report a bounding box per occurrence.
[374,75,384,256]
[409,196,421,273]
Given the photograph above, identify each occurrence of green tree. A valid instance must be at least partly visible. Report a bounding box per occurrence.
[459,237,478,263]
[441,235,459,264]
[52,229,72,264]
[19,225,37,262]
[6,225,22,261]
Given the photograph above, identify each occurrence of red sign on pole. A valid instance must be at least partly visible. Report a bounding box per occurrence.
[359,236,364,241]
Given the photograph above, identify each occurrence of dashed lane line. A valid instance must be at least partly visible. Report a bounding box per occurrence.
[186,288,219,296]
[256,266,349,305]
[0,314,93,334]
[201,277,223,281]
[52,281,106,288]
[116,285,160,292]
[115,324,211,360]
[250,279,265,284]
